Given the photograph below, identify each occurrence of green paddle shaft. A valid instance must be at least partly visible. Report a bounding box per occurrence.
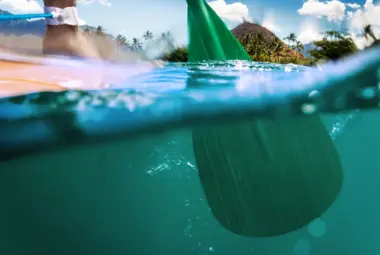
[187,0,250,61]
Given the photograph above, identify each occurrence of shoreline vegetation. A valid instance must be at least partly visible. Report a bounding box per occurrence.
[89,22,377,66]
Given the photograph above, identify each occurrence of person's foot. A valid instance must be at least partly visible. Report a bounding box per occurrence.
[43,25,101,59]
[42,25,165,68]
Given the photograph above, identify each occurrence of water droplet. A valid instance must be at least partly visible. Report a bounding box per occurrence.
[209,246,215,252]
[301,104,317,114]
[308,218,327,237]
[294,239,311,255]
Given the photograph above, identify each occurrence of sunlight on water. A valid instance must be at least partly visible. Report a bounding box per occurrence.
[0,60,355,176]
[1,59,360,169]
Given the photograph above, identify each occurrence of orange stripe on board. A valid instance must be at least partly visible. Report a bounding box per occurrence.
[1,78,64,90]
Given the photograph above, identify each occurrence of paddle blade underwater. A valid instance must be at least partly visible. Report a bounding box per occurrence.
[186,0,344,237]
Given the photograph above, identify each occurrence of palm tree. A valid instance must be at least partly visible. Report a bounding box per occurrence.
[310,35,358,61]
[324,31,334,40]
[362,24,380,47]
[268,37,278,51]
[160,31,173,43]
[363,24,377,42]
[239,33,255,56]
[95,26,104,36]
[255,33,268,60]
[165,31,172,38]
[239,33,251,45]
[242,33,268,60]
[284,33,297,45]
[323,30,342,41]
[115,34,129,49]
[269,38,284,62]
[292,40,304,60]
[83,27,91,35]
[339,28,349,37]
[160,31,175,50]
[116,34,125,44]
[143,30,153,41]
[294,40,304,53]
[130,38,142,51]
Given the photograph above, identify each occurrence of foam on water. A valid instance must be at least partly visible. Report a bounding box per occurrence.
[1,59,371,182]
[2,56,373,143]
[0,47,379,164]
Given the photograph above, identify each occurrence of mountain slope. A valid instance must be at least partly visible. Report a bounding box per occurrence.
[231,22,305,59]
[301,43,316,58]
[231,22,277,44]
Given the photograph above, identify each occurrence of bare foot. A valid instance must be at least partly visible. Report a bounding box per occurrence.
[42,25,165,68]
[43,25,101,59]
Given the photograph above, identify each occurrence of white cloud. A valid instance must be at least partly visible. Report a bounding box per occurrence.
[346,3,360,9]
[296,0,380,48]
[350,33,372,49]
[347,11,354,18]
[297,19,323,44]
[207,0,251,24]
[77,0,111,7]
[347,0,380,49]
[261,12,280,32]
[349,0,380,30]
[297,0,346,22]
[0,0,43,14]
[364,0,373,9]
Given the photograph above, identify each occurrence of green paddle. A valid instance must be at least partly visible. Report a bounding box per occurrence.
[187,0,344,237]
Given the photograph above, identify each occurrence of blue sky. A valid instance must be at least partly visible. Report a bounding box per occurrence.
[0,0,379,47]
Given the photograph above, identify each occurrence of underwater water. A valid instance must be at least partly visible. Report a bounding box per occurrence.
[0,57,380,255]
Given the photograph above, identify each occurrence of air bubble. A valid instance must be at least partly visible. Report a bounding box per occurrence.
[301,104,317,114]
[357,87,376,99]
[308,90,320,98]
[294,239,311,255]
[308,218,327,237]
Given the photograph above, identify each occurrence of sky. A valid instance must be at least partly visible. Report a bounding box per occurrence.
[0,0,379,48]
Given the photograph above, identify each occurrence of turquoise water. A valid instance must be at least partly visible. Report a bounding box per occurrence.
[0,49,380,255]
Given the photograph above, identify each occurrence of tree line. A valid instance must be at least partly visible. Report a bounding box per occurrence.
[83,26,175,53]
[84,24,379,64]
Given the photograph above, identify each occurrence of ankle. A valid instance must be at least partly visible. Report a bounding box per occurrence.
[45,25,78,37]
